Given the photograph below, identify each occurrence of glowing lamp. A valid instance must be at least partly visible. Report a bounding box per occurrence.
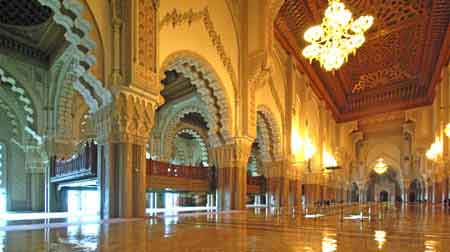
[373,158,387,175]
[302,0,374,71]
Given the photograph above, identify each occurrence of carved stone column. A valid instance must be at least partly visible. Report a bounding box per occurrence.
[24,143,46,211]
[93,0,160,219]
[263,159,292,208]
[209,138,252,210]
[94,91,158,218]
[292,163,303,207]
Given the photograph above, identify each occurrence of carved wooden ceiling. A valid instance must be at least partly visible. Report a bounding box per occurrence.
[0,0,67,67]
[276,0,450,122]
[161,70,197,102]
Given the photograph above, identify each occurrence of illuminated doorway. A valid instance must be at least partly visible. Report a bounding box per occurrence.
[67,190,99,214]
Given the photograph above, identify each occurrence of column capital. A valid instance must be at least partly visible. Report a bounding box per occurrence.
[94,88,160,145]
[209,137,253,168]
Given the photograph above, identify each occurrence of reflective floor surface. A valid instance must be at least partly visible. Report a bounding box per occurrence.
[1,203,450,252]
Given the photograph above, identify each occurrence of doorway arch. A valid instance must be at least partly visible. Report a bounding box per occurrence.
[379,191,389,202]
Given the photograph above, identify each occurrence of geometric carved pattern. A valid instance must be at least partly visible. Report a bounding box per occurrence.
[0,0,52,26]
[0,100,20,139]
[276,0,449,120]
[256,105,282,162]
[161,52,232,145]
[38,0,112,112]
[162,107,211,162]
[352,64,413,93]
[172,127,209,165]
[0,67,42,142]
[136,0,156,83]
[360,0,430,34]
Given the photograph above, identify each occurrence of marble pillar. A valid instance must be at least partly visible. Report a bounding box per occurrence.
[210,139,252,210]
[94,91,158,219]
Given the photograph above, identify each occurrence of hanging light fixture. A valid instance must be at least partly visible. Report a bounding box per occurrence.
[302,0,374,71]
[373,158,387,175]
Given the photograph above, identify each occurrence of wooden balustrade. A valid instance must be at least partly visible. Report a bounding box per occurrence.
[50,142,98,183]
[146,160,266,193]
[247,176,265,186]
[146,160,211,180]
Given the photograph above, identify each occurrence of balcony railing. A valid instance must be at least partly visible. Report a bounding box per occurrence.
[146,160,211,180]
[50,142,97,183]
[247,176,266,193]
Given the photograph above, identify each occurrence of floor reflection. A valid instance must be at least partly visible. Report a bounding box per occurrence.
[0,204,450,251]
[374,230,386,249]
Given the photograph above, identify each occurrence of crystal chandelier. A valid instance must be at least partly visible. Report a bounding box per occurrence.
[373,158,387,175]
[302,0,374,71]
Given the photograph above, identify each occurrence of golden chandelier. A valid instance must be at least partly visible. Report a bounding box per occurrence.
[373,158,387,175]
[302,0,374,71]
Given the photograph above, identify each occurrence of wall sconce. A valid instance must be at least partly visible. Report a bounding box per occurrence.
[291,130,316,172]
[323,150,341,174]
[425,137,443,162]
[445,123,450,137]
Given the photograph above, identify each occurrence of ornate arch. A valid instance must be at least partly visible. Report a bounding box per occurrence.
[0,67,40,142]
[0,99,22,140]
[159,105,211,161]
[365,143,403,181]
[38,0,112,112]
[256,105,282,161]
[169,126,209,165]
[160,51,233,146]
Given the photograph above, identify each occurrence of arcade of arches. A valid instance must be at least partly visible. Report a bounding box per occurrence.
[0,0,449,251]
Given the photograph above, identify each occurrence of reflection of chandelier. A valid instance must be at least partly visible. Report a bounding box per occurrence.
[374,230,386,249]
[302,0,374,71]
[373,158,387,175]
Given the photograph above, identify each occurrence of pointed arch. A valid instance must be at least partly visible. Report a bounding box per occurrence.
[0,68,40,142]
[159,105,211,161]
[38,0,112,112]
[160,51,233,146]
[256,105,282,161]
[170,127,209,166]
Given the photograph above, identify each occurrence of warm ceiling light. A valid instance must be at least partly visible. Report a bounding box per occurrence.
[373,158,387,175]
[302,0,374,71]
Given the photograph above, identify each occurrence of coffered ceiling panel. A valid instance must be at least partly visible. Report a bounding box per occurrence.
[276,0,450,121]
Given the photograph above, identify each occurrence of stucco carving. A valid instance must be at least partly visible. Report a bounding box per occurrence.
[135,0,157,87]
[209,137,253,168]
[256,105,282,162]
[94,92,156,145]
[160,105,213,161]
[0,67,40,142]
[37,0,112,111]
[161,52,232,145]
[160,8,237,96]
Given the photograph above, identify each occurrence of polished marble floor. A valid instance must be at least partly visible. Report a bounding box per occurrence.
[1,203,450,251]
